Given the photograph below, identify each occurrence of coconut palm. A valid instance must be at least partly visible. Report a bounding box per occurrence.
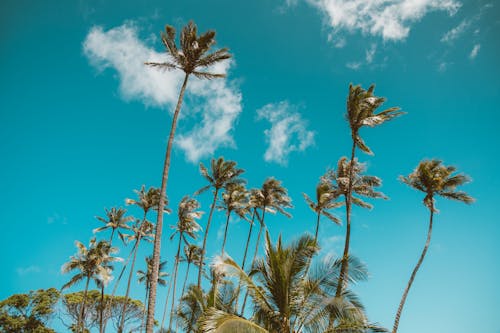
[218,183,250,255]
[336,84,403,297]
[322,157,387,297]
[62,238,120,333]
[208,232,383,333]
[93,207,133,244]
[165,196,203,332]
[303,180,343,242]
[181,244,202,298]
[144,21,231,332]
[196,157,245,289]
[392,160,473,333]
[118,219,155,333]
[137,256,168,332]
[241,178,292,314]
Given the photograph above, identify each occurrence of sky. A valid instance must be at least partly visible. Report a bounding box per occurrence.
[1,0,499,332]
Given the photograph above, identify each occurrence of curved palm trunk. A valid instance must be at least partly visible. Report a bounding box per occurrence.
[118,238,141,333]
[221,211,231,255]
[168,232,184,331]
[335,140,356,297]
[392,206,434,333]
[160,268,174,330]
[78,275,91,332]
[234,210,255,310]
[181,262,191,297]
[197,188,220,289]
[241,210,266,315]
[146,73,190,333]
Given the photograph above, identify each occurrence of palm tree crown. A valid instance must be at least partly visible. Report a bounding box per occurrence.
[346,84,404,155]
[400,159,474,210]
[94,207,133,243]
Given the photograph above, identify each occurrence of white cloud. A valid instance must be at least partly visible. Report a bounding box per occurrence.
[83,22,242,162]
[307,0,460,41]
[469,44,480,59]
[438,61,451,72]
[17,265,41,276]
[257,101,315,165]
[346,62,362,70]
[441,19,470,43]
[365,43,377,63]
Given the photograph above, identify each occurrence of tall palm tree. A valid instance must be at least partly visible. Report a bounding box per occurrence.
[303,180,342,242]
[118,219,155,333]
[94,207,133,244]
[208,232,383,333]
[241,178,292,314]
[392,160,473,333]
[323,157,387,297]
[62,238,120,333]
[218,183,250,255]
[138,256,168,332]
[336,84,403,297]
[144,21,231,333]
[166,196,203,332]
[196,157,245,289]
[181,244,202,297]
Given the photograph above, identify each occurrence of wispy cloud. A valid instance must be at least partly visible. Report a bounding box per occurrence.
[83,22,242,163]
[306,0,460,41]
[365,43,377,63]
[469,44,480,59]
[257,101,315,165]
[17,265,41,276]
[346,62,362,70]
[441,19,470,43]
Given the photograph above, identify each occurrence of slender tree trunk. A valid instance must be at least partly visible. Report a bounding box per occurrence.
[160,268,174,330]
[78,275,91,333]
[181,262,191,297]
[335,139,357,297]
[392,206,434,333]
[109,229,115,244]
[221,211,231,255]
[241,210,266,315]
[118,238,141,333]
[146,73,190,333]
[99,285,105,333]
[141,284,149,333]
[234,210,255,310]
[197,188,220,289]
[314,210,321,243]
[168,232,183,331]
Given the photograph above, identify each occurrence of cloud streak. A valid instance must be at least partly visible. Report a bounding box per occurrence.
[83,22,242,162]
[469,44,480,59]
[306,0,460,41]
[257,101,315,165]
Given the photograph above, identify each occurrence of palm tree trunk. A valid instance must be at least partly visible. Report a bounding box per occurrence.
[197,187,220,289]
[141,284,149,333]
[160,265,174,330]
[221,211,231,255]
[168,232,183,331]
[241,210,265,315]
[118,238,141,333]
[335,139,357,297]
[146,73,190,333]
[181,262,191,297]
[99,285,105,333]
[234,210,255,310]
[314,210,321,242]
[392,206,434,333]
[78,275,91,333]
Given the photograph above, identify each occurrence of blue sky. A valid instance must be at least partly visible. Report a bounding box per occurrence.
[1,0,499,332]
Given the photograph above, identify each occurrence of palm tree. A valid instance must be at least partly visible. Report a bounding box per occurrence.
[137,256,168,332]
[144,21,231,333]
[336,84,403,297]
[196,157,245,289]
[392,160,473,333]
[323,157,387,297]
[118,219,155,333]
[218,183,250,255]
[166,196,203,332]
[208,232,383,333]
[94,207,133,244]
[303,180,342,242]
[62,238,120,333]
[241,178,292,314]
[181,244,202,297]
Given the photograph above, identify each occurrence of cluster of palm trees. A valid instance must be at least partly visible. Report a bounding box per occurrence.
[58,20,474,333]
